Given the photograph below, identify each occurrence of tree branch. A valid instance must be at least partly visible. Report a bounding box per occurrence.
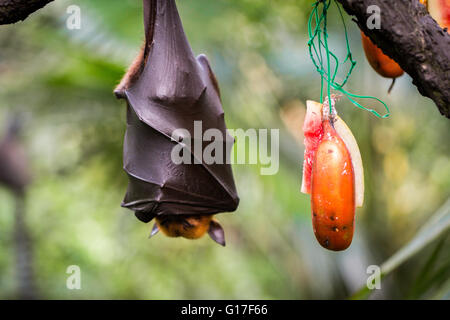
[336,0,450,118]
[0,0,54,25]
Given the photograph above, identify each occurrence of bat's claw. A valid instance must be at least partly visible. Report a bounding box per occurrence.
[114,88,126,100]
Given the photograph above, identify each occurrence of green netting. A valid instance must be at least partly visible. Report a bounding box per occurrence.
[307,0,390,118]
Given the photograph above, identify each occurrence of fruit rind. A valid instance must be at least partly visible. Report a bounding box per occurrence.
[334,115,365,207]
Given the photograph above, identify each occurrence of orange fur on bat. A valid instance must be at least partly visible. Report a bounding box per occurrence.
[114,46,146,99]
[155,215,213,239]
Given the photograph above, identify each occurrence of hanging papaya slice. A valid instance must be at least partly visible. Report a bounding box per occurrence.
[301,99,363,251]
[311,119,355,251]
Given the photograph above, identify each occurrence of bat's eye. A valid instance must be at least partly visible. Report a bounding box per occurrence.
[159,218,170,227]
[182,220,194,230]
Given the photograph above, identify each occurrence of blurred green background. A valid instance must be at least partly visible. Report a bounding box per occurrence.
[0,0,449,299]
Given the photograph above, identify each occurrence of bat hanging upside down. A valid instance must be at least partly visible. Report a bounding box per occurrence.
[115,0,239,246]
[115,45,228,246]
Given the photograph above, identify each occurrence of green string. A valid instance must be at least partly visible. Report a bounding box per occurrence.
[307,0,390,118]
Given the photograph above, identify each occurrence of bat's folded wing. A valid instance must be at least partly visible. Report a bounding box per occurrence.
[122,106,238,222]
[121,0,239,222]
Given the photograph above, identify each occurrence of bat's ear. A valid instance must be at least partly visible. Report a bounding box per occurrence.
[149,223,159,238]
[208,220,226,247]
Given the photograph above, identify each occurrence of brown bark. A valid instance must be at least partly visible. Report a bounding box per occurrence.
[0,0,54,25]
[336,0,450,118]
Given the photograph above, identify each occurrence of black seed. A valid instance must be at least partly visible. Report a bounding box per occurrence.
[332,226,339,232]
[313,212,317,217]
[324,239,330,247]
[343,226,347,230]
[330,216,335,221]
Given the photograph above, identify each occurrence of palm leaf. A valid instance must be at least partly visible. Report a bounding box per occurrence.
[351,198,450,299]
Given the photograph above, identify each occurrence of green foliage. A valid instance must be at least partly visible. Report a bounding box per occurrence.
[0,0,448,299]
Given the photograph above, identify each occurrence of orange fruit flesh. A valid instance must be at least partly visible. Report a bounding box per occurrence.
[311,120,355,251]
[429,0,450,30]
[361,32,404,79]
[441,0,450,28]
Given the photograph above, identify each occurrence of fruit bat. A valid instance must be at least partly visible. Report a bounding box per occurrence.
[114,0,239,246]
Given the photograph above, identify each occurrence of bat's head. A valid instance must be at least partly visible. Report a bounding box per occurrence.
[152,215,226,246]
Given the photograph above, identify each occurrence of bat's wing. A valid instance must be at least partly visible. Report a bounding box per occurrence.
[122,0,239,222]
